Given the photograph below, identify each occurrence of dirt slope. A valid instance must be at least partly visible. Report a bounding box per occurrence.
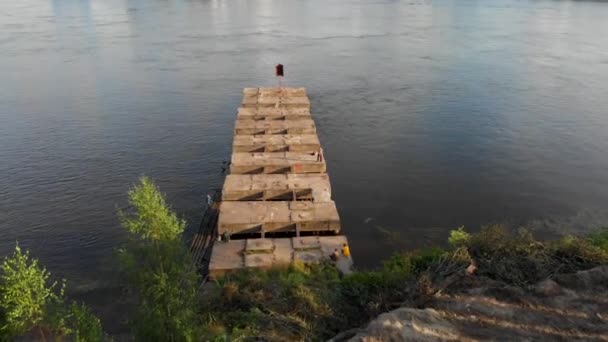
[332,266,608,341]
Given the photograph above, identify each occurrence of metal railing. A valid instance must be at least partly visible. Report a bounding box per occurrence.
[190,190,220,281]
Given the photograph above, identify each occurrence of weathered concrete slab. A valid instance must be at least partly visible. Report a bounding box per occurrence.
[241,88,310,109]
[246,238,274,252]
[208,236,352,279]
[317,235,350,259]
[230,152,325,174]
[287,174,331,202]
[293,236,322,250]
[243,87,259,96]
[273,238,293,264]
[294,249,323,263]
[217,201,340,235]
[228,174,288,191]
[259,96,310,108]
[234,119,316,135]
[241,97,310,109]
[237,107,311,121]
[208,240,246,278]
[258,87,307,96]
[222,174,331,202]
[244,253,274,268]
[218,201,288,234]
[243,87,307,97]
[294,236,353,274]
[233,134,320,153]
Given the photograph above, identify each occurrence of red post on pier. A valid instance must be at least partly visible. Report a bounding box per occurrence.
[275,64,284,89]
[275,64,284,77]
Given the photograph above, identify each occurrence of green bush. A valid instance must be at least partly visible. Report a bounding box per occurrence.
[0,245,61,339]
[466,226,553,284]
[551,234,608,273]
[118,176,186,241]
[118,176,202,341]
[384,248,448,274]
[463,225,608,285]
[0,245,104,341]
[448,226,471,248]
[201,263,343,341]
[201,248,455,341]
[67,302,104,342]
[588,228,608,252]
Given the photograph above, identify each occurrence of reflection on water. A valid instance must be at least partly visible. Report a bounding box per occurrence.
[2,0,608,295]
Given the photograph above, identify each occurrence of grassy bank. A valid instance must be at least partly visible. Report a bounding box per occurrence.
[201,226,608,341]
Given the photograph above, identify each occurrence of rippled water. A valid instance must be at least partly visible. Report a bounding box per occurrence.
[2,0,608,300]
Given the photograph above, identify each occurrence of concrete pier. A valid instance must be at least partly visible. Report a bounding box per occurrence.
[241,87,310,109]
[217,201,341,235]
[221,174,332,202]
[206,87,352,278]
[230,152,326,174]
[232,134,320,153]
[209,236,351,278]
[237,107,311,121]
[234,119,316,135]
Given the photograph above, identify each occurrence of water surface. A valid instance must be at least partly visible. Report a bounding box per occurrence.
[2,0,608,304]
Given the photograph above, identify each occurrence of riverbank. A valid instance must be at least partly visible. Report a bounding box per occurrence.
[3,177,606,341]
[199,226,608,341]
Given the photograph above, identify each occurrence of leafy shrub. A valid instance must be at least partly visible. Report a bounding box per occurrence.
[118,176,186,241]
[0,245,64,339]
[68,302,104,342]
[118,176,202,341]
[384,248,448,275]
[465,226,554,284]
[201,263,345,341]
[588,228,608,252]
[464,225,608,285]
[0,245,104,341]
[551,234,608,273]
[448,226,471,248]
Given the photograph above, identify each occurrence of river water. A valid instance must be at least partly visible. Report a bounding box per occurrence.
[2,0,608,309]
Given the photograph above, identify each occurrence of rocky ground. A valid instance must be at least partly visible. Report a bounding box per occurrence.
[333,266,608,341]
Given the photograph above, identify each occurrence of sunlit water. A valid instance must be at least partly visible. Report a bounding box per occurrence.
[2,0,608,329]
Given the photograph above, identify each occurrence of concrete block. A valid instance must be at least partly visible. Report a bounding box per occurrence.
[244,253,274,268]
[208,236,353,279]
[232,134,320,153]
[273,238,293,264]
[237,107,311,121]
[222,174,331,202]
[294,250,323,263]
[257,87,307,97]
[293,236,321,250]
[246,238,274,253]
[217,201,340,235]
[234,120,316,135]
[208,240,246,278]
[229,152,325,175]
[243,88,259,95]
